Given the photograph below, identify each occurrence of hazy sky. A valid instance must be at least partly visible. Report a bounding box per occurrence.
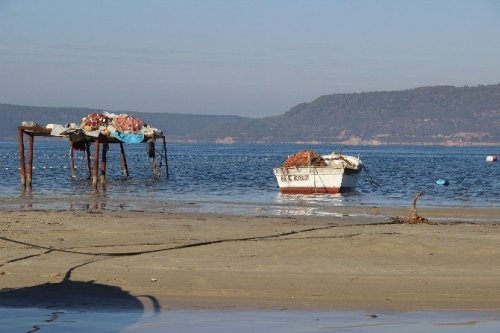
[1,0,500,117]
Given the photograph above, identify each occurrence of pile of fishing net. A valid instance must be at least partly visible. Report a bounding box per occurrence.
[48,112,162,144]
[80,112,145,134]
[281,150,327,167]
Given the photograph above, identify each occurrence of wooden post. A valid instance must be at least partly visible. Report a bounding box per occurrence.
[85,142,92,178]
[120,143,129,177]
[150,140,157,178]
[100,140,108,185]
[92,138,100,189]
[162,136,169,178]
[18,127,26,186]
[69,142,75,177]
[27,134,34,186]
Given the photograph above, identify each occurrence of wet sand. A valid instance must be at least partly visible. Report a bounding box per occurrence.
[1,208,500,312]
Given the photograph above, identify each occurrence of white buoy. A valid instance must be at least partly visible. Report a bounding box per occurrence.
[486,155,498,162]
[436,179,449,186]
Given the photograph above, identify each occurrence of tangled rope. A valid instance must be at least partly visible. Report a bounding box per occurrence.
[393,192,436,225]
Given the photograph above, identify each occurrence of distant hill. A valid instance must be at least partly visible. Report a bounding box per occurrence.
[2,84,500,145]
[258,84,500,145]
[0,104,248,142]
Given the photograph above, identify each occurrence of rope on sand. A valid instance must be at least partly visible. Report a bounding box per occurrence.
[392,192,436,225]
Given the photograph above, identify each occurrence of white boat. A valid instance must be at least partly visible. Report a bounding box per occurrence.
[273,150,363,194]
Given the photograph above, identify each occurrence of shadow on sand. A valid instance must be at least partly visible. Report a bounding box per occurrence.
[0,263,160,332]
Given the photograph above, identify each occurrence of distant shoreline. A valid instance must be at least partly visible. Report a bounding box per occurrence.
[3,136,500,147]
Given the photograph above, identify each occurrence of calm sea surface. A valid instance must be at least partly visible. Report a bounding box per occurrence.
[0,140,499,213]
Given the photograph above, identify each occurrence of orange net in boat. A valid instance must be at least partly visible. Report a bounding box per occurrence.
[281,150,327,167]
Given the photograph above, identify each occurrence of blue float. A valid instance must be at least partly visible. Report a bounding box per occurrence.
[436,179,449,186]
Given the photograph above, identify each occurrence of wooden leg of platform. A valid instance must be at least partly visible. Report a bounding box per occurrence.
[100,141,108,186]
[162,136,168,178]
[120,143,129,177]
[86,142,92,178]
[150,141,157,178]
[70,142,75,177]
[27,134,34,186]
[92,139,100,189]
[18,128,26,186]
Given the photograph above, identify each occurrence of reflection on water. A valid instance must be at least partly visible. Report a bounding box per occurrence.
[273,192,350,216]
[16,190,359,217]
[124,310,500,333]
[275,192,347,206]
[0,262,158,333]
[1,308,499,333]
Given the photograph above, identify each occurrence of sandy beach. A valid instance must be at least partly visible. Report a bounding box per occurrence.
[1,207,500,312]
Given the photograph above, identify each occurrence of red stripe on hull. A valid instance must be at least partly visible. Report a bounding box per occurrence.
[280,187,353,194]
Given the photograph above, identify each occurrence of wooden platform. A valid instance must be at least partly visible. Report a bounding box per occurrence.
[18,126,168,189]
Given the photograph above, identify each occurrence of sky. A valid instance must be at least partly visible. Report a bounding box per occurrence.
[1,0,500,118]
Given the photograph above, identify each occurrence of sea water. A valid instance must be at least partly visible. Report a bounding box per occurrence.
[1,307,499,333]
[0,141,499,213]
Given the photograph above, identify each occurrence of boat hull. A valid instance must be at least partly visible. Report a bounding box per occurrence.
[273,166,361,194]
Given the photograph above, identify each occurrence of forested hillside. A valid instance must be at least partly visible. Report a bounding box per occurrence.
[2,84,500,145]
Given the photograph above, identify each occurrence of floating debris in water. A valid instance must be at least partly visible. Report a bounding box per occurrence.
[436,179,449,186]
